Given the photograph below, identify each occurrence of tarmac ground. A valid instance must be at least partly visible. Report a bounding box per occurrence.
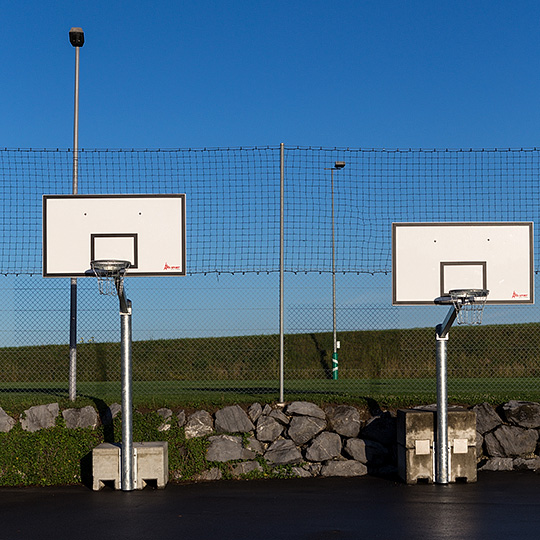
[1,471,539,540]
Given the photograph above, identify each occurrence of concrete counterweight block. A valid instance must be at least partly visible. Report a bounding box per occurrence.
[397,409,434,484]
[92,441,168,491]
[92,443,121,491]
[134,441,169,490]
[397,407,477,485]
[446,409,477,483]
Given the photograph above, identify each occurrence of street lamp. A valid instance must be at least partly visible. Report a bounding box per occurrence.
[68,27,84,401]
[324,161,345,380]
[69,26,84,193]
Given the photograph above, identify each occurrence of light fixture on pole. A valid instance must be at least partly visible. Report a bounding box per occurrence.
[68,27,84,401]
[324,161,345,380]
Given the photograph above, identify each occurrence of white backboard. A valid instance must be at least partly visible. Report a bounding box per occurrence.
[43,194,186,277]
[392,222,534,305]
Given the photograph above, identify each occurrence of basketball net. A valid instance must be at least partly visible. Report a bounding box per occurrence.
[449,289,489,325]
[90,260,130,297]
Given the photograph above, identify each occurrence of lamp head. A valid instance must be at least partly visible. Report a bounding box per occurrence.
[334,161,346,169]
[69,27,85,47]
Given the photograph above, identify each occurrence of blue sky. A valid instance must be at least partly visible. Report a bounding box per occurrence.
[3,1,540,150]
[3,2,540,347]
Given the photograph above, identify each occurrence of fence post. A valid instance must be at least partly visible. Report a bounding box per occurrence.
[279,143,285,404]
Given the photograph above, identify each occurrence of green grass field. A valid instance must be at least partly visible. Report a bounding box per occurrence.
[1,376,539,412]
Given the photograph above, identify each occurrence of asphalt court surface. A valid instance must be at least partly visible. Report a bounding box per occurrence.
[1,472,540,540]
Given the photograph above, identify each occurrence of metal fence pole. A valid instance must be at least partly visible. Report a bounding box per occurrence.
[279,142,285,404]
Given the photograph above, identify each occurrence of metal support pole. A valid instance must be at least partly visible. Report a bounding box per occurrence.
[279,143,285,404]
[435,326,449,484]
[72,45,80,194]
[331,168,338,380]
[324,162,344,380]
[68,280,77,401]
[69,40,81,402]
[120,300,134,491]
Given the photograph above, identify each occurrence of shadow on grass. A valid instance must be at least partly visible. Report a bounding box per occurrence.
[309,333,333,380]
[84,396,116,443]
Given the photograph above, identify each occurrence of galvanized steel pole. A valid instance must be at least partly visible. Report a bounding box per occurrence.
[434,304,457,484]
[72,43,80,194]
[69,28,84,402]
[331,167,338,380]
[120,300,134,491]
[279,143,285,404]
[435,328,449,484]
[326,161,344,381]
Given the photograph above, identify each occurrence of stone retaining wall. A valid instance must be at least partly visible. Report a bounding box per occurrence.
[2,400,540,480]
[474,400,540,471]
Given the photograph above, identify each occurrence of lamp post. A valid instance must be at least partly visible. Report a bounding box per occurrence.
[324,161,345,380]
[68,27,84,401]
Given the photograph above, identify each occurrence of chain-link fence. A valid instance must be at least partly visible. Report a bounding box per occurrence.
[1,147,540,402]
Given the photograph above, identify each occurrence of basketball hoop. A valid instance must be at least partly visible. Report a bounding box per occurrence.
[90,260,130,296]
[448,289,489,325]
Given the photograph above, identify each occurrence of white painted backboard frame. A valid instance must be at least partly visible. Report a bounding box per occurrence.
[43,194,186,277]
[392,222,534,305]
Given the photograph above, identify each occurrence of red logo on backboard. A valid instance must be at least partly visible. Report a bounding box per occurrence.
[163,262,181,271]
[512,291,528,298]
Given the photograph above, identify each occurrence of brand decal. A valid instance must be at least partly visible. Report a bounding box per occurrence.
[163,262,181,270]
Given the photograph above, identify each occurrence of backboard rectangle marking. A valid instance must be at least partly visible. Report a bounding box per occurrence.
[440,261,487,296]
[91,233,139,269]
